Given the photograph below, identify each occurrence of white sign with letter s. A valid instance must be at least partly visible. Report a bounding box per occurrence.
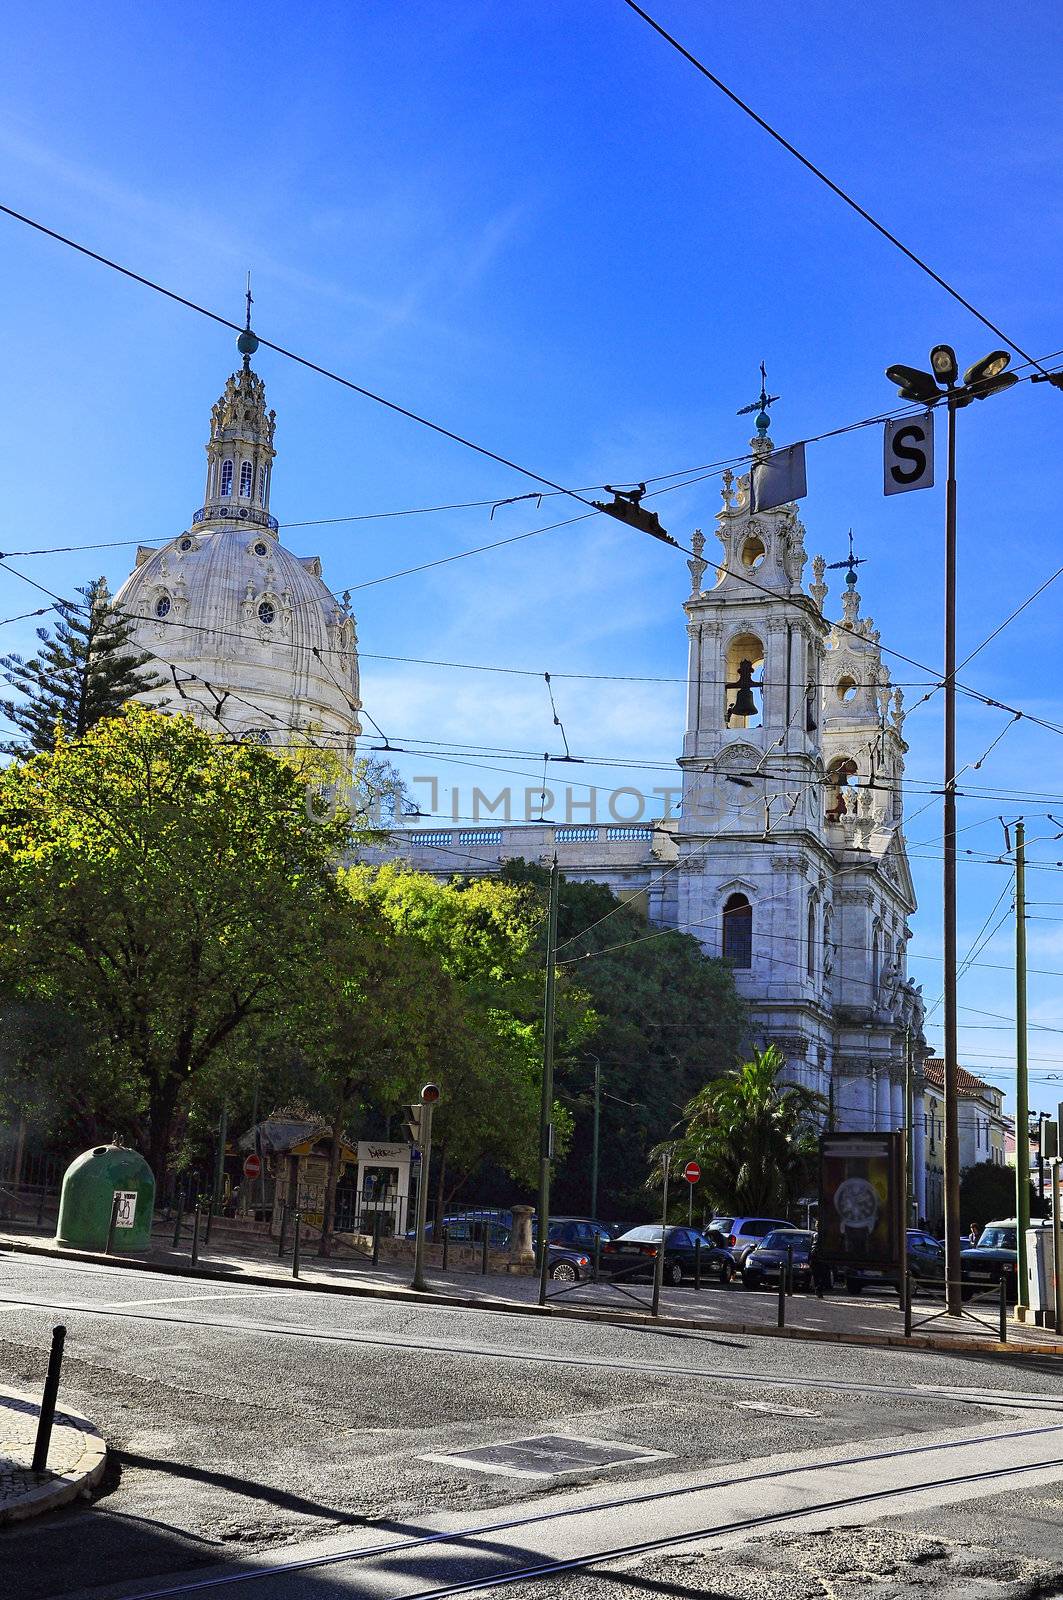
[884,412,935,494]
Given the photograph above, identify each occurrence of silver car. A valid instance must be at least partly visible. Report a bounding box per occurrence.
[720,1215,792,1264]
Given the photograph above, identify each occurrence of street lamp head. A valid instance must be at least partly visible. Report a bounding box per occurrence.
[885,363,940,404]
[930,344,959,384]
[963,350,1011,387]
[969,370,1020,401]
[421,1082,441,1104]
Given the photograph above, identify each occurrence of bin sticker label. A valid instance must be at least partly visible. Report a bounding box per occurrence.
[114,1190,137,1228]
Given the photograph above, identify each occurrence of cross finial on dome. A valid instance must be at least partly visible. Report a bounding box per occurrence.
[237,270,259,369]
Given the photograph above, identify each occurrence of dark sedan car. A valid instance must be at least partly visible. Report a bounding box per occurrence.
[957,1219,1041,1297]
[844,1229,946,1295]
[742,1229,821,1291]
[599,1224,735,1286]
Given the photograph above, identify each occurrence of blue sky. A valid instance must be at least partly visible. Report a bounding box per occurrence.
[2,2,1063,1116]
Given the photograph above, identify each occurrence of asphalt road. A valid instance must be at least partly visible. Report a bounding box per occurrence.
[3,1254,1063,1600]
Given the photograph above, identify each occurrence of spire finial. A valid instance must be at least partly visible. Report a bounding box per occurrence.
[737,360,780,437]
[237,270,259,368]
[827,529,867,589]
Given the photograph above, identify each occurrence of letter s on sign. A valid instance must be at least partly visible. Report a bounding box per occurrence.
[884,413,935,495]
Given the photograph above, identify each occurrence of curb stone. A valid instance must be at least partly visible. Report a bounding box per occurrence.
[0,1389,107,1524]
[2,1234,1060,1359]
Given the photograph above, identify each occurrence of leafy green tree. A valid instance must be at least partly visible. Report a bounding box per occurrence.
[340,863,575,1220]
[0,705,352,1177]
[1,577,162,754]
[656,1046,825,1217]
[960,1160,1043,1231]
[496,862,748,1220]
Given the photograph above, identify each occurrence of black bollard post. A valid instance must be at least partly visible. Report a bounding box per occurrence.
[593,1233,601,1285]
[292,1211,301,1279]
[694,1237,702,1292]
[104,1192,120,1256]
[441,1225,449,1272]
[31,1326,67,1474]
[190,1199,201,1267]
[203,1192,214,1247]
[777,1269,786,1329]
[277,1202,288,1258]
[785,1242,794,1297]
[481,1227,489,1276]
[999,1273,1008,1344]
[372,1212,381,1266]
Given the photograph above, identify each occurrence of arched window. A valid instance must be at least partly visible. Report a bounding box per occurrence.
[220,459,234,497]
[825,757,858,823]
[240,461,253,498]
[722,893,752,968]
[723,632,764,729]
[807,896,817,980]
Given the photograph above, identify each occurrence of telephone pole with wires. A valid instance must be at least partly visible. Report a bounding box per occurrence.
[1011,818,1030,1308]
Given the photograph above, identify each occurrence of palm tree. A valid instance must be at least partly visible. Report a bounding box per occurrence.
[652,1046,826,1216]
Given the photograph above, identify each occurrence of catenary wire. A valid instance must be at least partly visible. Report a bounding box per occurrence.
[617,0,1055,380]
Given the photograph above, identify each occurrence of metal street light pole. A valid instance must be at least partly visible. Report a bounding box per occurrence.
[885,345,1018,1318]
[590,1056,601,1221]
[942,388,962,1316]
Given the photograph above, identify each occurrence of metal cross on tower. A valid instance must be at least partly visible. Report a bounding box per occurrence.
[827,529,868,588]
[736,362,780,437]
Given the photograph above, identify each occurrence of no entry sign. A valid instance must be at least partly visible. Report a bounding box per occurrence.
[682,1161,701,1184]
[242,1154,262,1180]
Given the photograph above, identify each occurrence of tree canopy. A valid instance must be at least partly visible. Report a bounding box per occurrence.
[657,1046,825,1218]
[1,578,161,754]
[495,861,748,1220]
[0,705,352,1175]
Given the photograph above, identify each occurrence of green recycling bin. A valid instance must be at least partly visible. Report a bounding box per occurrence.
[56,1143,155,1252]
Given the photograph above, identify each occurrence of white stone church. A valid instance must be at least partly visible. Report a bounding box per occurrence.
[116,336,933,1220]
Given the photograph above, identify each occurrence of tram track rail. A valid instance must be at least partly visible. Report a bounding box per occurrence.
[122,1423,1063,1599]
[2,1289,1062,1419]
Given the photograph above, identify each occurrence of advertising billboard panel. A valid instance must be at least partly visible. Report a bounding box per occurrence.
[818,1132,903,1270]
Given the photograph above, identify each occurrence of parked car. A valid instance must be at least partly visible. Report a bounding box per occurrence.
[958,1218,1049,1296]
[599,1225,735,1286]
[742,1229,822,1291]
[546,1243,594,1282]
[843,1229,946,1295]
[534,1217,617,1249]
[719,1216,792,1265]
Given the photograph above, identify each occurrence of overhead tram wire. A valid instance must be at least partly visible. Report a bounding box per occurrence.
[617,0,1057,383]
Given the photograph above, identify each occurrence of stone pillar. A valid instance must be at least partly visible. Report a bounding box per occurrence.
[507,1203,535,1272]
[913,1095,927,1223]
[875,1068,892,1130]
[891,1072,905,1131]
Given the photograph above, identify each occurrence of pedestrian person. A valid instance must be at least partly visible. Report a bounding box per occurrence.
[968,1222,978,1244]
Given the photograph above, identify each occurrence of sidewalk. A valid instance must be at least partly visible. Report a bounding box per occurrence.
[3,1222,1062,1357]
[0,1387,106,1523]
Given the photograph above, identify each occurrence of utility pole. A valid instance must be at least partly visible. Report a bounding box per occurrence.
[537,856,560,1283]
[590,1057,601,1222]
[1015,819,1030,1308]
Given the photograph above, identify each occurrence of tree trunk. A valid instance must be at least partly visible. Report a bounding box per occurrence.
[318,1085,347,1258]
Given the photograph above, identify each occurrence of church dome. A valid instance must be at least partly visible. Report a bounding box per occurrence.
[114,339,360,755]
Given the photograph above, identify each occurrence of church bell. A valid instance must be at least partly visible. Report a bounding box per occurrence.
[726,658,761,722]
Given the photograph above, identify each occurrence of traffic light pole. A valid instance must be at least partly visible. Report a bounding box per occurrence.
[411,1098,435,1294]
[536,856,560,1306]
[1015,819,1030,1309]
[942,395,963,1317]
